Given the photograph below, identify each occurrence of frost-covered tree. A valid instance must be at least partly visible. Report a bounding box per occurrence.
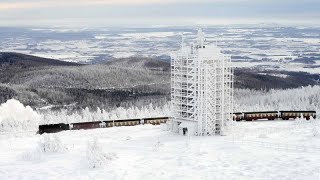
[20,134,66,161]
[86,138,116,168]
[234,85,320,114]
[38,134,66,153]
[37,100,183,124]
[0,99,40,133]
[39,86,320,125]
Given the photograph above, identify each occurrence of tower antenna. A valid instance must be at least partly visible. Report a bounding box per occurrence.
[180,33,185,49]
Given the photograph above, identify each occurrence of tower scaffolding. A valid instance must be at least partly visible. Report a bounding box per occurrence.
[170,29,233,136]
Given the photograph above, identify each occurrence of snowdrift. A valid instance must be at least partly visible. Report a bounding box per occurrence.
[0,99,40,133]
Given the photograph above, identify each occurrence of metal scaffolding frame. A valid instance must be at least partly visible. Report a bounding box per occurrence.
[171,29,233,136]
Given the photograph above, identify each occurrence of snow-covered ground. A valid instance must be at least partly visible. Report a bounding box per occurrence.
[1,120,320,180]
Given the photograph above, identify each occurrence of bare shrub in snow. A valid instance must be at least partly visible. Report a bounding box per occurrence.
[20,146,44,161]
[224,120,237,135]
[38,134,67,153]
[20,134,65,161]
[258,134,268,138]
[293,116,320,137]
[153,137,164,151]
[310,119,320,137]
[312,126,320,137]
[0,99,40,133]
[86,138,116,168]
[293,115,307,128]
[125,136,132,140]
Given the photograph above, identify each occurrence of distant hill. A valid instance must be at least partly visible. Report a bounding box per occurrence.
[105,57,170,71]
[0,52,81,83]
[235,69,319,89]
[0,52,81,67]
[0,52,319,111]
[0,54,170,110]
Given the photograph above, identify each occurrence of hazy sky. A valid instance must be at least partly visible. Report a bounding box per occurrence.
[0,0,319,27]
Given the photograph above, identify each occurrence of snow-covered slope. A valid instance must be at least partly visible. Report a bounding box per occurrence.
[0,120,319,179]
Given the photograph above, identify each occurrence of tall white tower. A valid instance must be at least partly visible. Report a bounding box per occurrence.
[170,29,233,136]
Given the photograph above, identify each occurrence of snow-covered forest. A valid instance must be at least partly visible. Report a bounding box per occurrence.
[1,85,320,133]
[2,53,319,112]
[43,85,320,125]
[234,85,320,113]
[40,103,171,125]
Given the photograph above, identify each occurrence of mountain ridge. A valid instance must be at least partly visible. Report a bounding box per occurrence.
[0,52,82,67]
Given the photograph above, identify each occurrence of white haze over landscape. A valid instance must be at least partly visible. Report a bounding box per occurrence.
[0,0,319,26]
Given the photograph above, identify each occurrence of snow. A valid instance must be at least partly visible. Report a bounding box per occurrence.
[0,120,319,179]
[112,52,137,58]
[119,32,176,38]
[0,99,40,133]
[258,73,289,78]
[2,26,320,71]
[40,103,171,125]
[36,86,320,126]
[234,86,320,113]
[94,34,111,39]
